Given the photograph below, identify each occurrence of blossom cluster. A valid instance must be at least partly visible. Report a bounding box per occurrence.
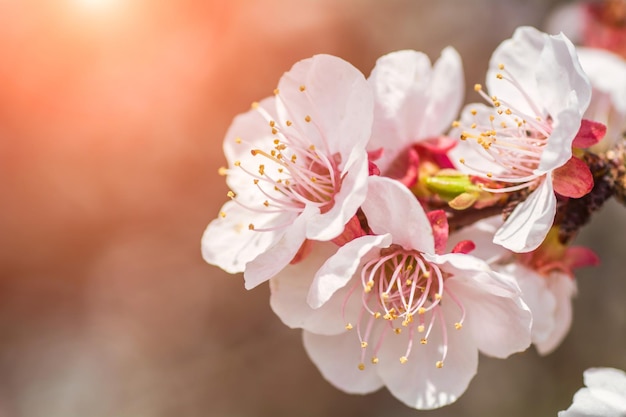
[202,25,626,411]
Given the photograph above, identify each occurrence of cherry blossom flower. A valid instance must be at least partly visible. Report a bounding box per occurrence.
[366,48,464,184]
[559,367,626,417]
[270,176,531,410]
[450,217,599,354]
[450,26,592,253]
[576,47,626,152]
[201,54,374,288]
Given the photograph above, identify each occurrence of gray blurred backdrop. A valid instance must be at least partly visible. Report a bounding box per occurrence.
[0,1,624,416]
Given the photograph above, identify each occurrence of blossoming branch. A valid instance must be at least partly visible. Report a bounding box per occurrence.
[202,25,626,411]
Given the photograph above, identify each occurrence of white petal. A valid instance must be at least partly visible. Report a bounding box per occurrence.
[447,216,509,263]
[303,330,385,394]
[305,152,369,241]
[270,242,356,335]
[361,176,435,253]
[446,271,532,358]
[535,31,591,119]
[201,200,282,274]
[244,206,313,289]
[498,263,558,351]
[560,368,626,417]
[494,178,556,253]
[584,368,626,399]
[487,26,547,117]
[276,54,374,162]
[368,48,464,172]
[535,272,577,355]
[376,304,479,410]
[307,234,391,309]
[223,96,278,192]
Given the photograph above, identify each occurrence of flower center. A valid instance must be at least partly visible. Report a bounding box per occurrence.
[343,245,465,370]
[454,64,553,193]
[224,92,342,232]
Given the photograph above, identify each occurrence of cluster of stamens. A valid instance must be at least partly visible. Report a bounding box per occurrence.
[220,86,341,231]
[343,246,466,370]
[453,63,553,193]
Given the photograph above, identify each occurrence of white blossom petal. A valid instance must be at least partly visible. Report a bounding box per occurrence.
[270,242,356,336]
[361,176,435,253]
[534,272,577,355]
[494,178,557,252]
[307,234,391,309]
[303,330,385,394]
[559,368,626,417]
[201,200,283,274]
[376,302,479,410]
[368,48,463,172]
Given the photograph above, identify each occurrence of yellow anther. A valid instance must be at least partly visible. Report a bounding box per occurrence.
[291,155,297,163]
[273,139,280,145]
[218,166,228,176]
[304,115,311,123]
[434,293,442,301]
[299,85,306,92]
[361,341,368,348]
[505,108,512,115]
[471,123,477,129]
[278,168,283,173]
[234,161,241,167]
[460,133,467,141]
[418,307,426,315]
[420,338,428,344]
[358,363,365,371]
[374,312,382,319]
[219,211,226,218]
[253,179,259,185]
[402,320,409,327]
[248,224,255,230]
[494,101,501,107]
[345,323,353,330]
[474,83,482,92]
[406,264,413,271]
[417,324,425,333]
[286,120,292,126]
[263,200,269,207]
[310,177,317,182]
[371,357,379,364]
[405,279,412,286]
[251,101,259,109]
[227,191,236,198]
[382,293,389,300]
[235,137,242,144]
[436,361,444,368]
[454,322,463,330]
[399,356,408,364]
[273,88,279,95]
[271,128,278,135]
[496,73,503,79]
[394,328,402,334]
[452,121,460,128]
[309,144,316,150]
[258,165,265,175]
[269,120,276,127]
[498,63,505,70]
[471,109,477,116]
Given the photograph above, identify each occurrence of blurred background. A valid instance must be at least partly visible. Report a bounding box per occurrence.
[0,0,624,416]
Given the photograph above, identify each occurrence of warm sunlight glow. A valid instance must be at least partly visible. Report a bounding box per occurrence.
[74,0,120,13]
